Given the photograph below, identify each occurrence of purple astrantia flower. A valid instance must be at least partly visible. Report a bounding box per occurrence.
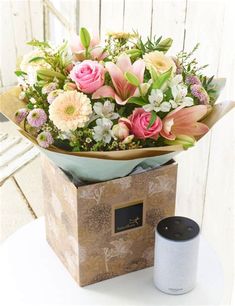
[14,108,28,124]
[27,108,47,127]
[186,75,201,85]
[191,84,210,105]
[36,131,54,148]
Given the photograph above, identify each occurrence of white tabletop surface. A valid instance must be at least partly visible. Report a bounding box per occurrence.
[0,218,225,306]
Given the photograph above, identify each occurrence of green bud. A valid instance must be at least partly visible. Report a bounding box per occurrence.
[124,71,140,87]
[79,27,91,49]
[157,38,173,53]
[165,135,196,149]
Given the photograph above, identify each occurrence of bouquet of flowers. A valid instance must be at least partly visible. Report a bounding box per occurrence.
[0,28,231,181]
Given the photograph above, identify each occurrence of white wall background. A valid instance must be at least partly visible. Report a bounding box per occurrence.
[0,0,234,302]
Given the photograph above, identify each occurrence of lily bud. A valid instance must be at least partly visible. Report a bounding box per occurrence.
[165,135,196,149]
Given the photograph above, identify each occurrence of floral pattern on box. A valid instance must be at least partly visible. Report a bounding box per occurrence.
[42,156,177,286]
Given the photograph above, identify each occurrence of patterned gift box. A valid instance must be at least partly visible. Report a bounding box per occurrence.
[42,155,177,286]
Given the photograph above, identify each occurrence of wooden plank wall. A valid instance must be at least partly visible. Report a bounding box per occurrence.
[0,0,234,301]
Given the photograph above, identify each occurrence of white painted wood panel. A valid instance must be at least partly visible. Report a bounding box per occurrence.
[100,0,124,39]
[152,0,187,54]
[175,132,212,226]
[123,0,152,39]
[184,0,225,76]
[0,0,43,88]
[202,109,235,305]
[78,0,100,34]
[217,0,235,102]
[0,1,17,87]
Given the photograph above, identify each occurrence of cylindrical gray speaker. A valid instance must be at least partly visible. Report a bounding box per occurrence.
[154,216,200,295]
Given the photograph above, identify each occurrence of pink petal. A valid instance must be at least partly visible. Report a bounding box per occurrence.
[116,54,132,73]
[105,62,126,97]
[92,85,116,99]
[70,33,84,53]
[173,122,209,136]
[91,46,107,60]
[119,118,132,129]
[114,94,129,105]
[90,33,100,47]
[132,59,145,83]
[169,105,208,123]
[160,129,176,140]
[175,105,208,123]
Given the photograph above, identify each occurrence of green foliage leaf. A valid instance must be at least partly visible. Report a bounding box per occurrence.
[15,70,27,77]
[37,69,66,81]
[126,48,142,58]
[79,27,91,49]
[27,39,50,48]
[128,97,146,106]
[152,68,172,89]
[147,111,157,129]
[29,57,46,63]
[156,38,173,53]
[150,66,158,82]
[124,71,140,87]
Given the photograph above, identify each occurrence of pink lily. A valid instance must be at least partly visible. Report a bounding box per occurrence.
[92,54,145,105]
[160,105,209,140]
[70,33,107,61]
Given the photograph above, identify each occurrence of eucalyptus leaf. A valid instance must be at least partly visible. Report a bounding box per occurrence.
[147,111,157,129]
[79,27,91,49]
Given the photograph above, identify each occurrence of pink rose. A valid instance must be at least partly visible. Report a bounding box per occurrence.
[129,108,162,140]
[70,60,105,94]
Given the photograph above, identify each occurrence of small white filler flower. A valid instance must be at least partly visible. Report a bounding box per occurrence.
[144,89,171,113]
[93,118,113,143]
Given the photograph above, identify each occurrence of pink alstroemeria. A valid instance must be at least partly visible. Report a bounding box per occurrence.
[92,54,145,105]
[160,105,209,140]
[70,33,107,61]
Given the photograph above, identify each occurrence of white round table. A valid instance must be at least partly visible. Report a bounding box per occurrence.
[0,218,224,305]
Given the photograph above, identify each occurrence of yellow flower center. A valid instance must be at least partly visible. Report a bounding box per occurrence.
[156,60,165,68]
[65,105,75,115]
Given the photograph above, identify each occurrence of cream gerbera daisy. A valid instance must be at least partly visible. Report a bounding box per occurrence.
[49,91,92,132]
[143,51,176,75]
